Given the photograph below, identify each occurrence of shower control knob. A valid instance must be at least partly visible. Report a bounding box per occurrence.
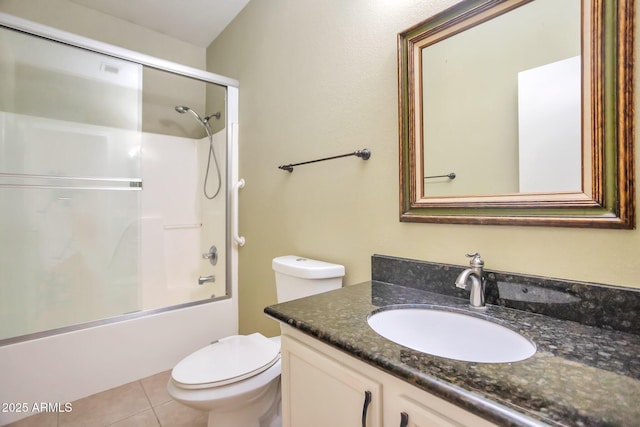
[202,246,218,266]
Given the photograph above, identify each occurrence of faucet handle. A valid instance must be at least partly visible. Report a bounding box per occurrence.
[465,252,484,268]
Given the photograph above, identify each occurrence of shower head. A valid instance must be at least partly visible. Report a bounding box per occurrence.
[175,106,220,124]
[175,105,206,125]
[174,105,223,200]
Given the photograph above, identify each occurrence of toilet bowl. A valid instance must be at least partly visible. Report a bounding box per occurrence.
[168,334,282,426]
[167,256,345,427]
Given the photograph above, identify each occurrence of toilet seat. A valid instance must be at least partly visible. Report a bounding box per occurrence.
[171,333,280,390]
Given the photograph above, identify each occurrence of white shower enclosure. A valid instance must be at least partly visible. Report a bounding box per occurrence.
[0,13,240,425]
[0,21,237,343]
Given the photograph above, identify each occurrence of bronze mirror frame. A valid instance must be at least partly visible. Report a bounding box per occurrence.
[398,0,635,228]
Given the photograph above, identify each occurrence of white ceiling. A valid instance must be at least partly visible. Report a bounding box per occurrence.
[69,0,250,47]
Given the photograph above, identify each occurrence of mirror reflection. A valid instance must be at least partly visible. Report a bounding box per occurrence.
[398,0,635,228]
[422,0,581,197]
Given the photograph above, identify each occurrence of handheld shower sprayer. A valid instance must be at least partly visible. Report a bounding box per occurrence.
[174,106,221,132]
[174,105,222,199]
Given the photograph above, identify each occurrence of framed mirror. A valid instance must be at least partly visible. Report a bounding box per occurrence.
[398,0,635,228]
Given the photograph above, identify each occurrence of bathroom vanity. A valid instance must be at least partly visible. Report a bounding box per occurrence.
[279,325,496,426]
[265,255,640,426]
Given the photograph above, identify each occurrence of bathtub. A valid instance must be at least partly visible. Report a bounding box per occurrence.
[0,297,238,425]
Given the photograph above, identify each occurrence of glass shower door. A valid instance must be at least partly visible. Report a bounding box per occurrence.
[0,27,143,340]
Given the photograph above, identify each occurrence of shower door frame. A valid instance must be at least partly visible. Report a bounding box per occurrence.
[0,12,240,345]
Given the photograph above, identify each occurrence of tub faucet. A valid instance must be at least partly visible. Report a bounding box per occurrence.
[455,253,486,310]
[198,275,215,285]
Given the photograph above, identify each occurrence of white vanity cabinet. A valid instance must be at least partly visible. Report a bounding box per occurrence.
[281,330,382,426]
[280,326,496,427]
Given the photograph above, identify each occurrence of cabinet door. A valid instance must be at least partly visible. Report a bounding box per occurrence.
[281,335,382,427]
[390,394,486,427]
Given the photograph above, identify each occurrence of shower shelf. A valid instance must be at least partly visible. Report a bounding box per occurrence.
[278,148,371,173]
[164,223,202,230]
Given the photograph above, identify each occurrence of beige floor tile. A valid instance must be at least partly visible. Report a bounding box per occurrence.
[4,411,57,427]
[153,400,207,427]
[59,381,151,427]
[107,409,159,427]
[141,370,172,407]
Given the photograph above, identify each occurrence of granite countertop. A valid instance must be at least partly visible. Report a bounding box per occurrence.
[265,281,640,427]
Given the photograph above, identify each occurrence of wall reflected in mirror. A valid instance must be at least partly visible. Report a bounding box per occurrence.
[422,0,581,197]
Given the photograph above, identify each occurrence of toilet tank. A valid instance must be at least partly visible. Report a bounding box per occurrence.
[272,255,345,303]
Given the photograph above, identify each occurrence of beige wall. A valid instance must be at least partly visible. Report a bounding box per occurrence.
[207,0,640,337]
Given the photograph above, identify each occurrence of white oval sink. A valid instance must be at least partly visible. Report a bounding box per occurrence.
[367,307,536,363]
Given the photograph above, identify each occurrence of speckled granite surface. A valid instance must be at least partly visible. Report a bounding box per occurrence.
[372,255,640,334]
[264,257,640,427]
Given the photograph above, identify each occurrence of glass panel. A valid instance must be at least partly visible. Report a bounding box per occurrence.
[0,26,229,343]
[0,27,143,342]
[140,66,227,308]
[0,187,140,339]
[0,28,142,130]
[0,112,141,179]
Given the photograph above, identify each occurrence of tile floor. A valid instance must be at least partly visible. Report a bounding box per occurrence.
[6,371,208,427]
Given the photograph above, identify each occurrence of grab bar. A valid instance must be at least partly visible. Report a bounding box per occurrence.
[233,178,245,246]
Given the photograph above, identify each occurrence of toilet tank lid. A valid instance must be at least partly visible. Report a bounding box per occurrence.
[272,255,345,279]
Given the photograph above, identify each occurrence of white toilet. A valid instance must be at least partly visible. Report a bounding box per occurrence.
[167,255,345,427]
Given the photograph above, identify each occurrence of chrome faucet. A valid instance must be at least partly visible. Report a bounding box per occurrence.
[198,275,215,285]
[455,253,486,310]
